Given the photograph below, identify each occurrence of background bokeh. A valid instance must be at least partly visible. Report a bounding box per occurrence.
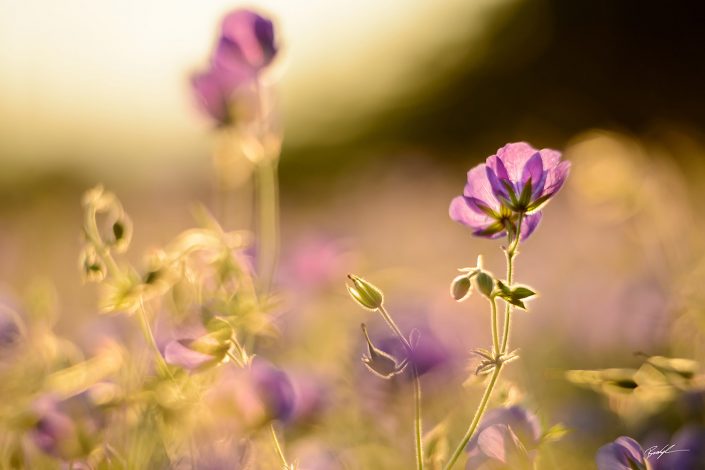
[2,0,705,468]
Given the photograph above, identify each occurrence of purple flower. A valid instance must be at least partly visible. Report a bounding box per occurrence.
[214,10,277,75]
[596,436,648,470]
[29,389,108,460]
[191,9,277,125]
[191,67,250,126]
[450,142,569,240]
[645,425,705,470]
[465,406,542,470]
[486,142,570,213]
[163,321,233,372]
[250,359,296,422]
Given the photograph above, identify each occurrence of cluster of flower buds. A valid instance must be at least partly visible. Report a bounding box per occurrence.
[449,256,536,309]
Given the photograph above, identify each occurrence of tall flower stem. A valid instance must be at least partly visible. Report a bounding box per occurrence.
[500,212,523,354]
[443,364,503,470]
[377,306,424,470]
[255,158,279,293]
[490,297,500,356]
[444,216,523,469]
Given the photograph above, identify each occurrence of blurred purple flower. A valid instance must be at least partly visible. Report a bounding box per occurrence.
[0,305,23,359]
[450,142,569,240]
[596,436,647,470]
[248,359,296,422]
[163,336,223,371]
[191,68,249,126]
[377,326,450,377]
[29,390,108,460]
[214,10,277,75]
[192,9,277,125]
[287,372,330,426]
[645,425,705,470]
[465,406,542,470]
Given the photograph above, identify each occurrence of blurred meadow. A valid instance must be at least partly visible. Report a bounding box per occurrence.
[1,0,705,469]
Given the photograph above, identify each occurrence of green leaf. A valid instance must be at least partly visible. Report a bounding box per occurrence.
[511,286,536,299]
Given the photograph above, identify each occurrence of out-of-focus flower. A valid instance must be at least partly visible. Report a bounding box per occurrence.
[465,406,542,470]
[377,326,450,378]
[0,304,24,359]
[450,142,569,240]
[485,142,570,213]
[191,68,255,126]
[192,9,277,126]
[644,425,705,470]
[163,333,230,372]
[214,10,277,76]
[287,372,330,426]
[279,237,351,292]
[28,389,109,460]
[217,359,295,428]
[596,436,647,470]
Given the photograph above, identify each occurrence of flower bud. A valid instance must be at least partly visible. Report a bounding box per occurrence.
[360,324,406,379]
[476,272,495,298]
[346,274,384,310]
[450,275,472,302]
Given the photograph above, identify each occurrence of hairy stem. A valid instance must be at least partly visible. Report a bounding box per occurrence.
[377,306,424,470]
[490,297,499,356]
[443,364,503,470]
[445,214,524,469]
[500,212,523,354]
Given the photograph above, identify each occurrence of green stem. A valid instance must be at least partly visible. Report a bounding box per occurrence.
[413,365,424,470]
[443,364,503,470]
[377,306,423,469]
[500,213,523,354]
[270,423,289,469]
[255,158,279,294]
[444,213,524,469]
[377,306,411,350]
[490,297,499,356]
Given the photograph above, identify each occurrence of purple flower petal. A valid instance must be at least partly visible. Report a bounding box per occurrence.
[449,196,499,237]
[462,164,501,212]
[191,64,252,125]
[543,160,571,198]
[216,10,277,73]
[521,152,547,200]
[596,436,647,470]
[250,359,296,422]
[486,157,511,201]
[495,142,538,182]
[466,406,542,454]
[520,212,542,241]
[164,338,218,371]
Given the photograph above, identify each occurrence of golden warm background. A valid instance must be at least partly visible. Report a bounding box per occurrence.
[1,0,705,468]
